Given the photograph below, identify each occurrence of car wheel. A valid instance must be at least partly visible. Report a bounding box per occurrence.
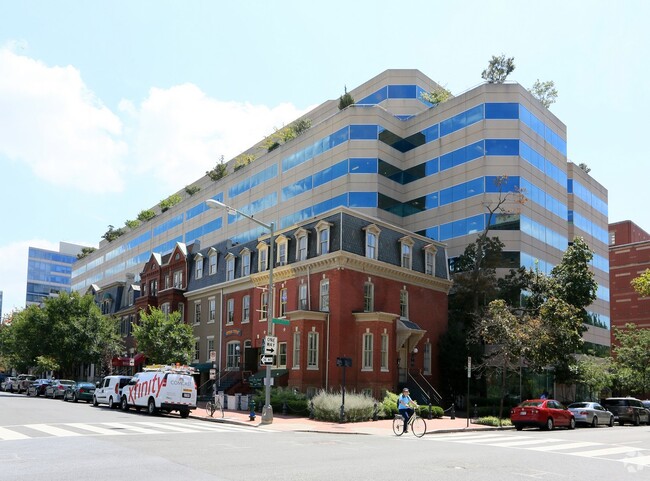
[92,396,99,407]
[569,417,576,430]
[121,396,129,411]
[634,414,640,426]
[147,398,157,415]
[108,396,115,409]
[608,416,614,427]
[619,420,625,426]
[72,393,78,403]
[591,416,598,428]
[180,408,190,419]
[545,418,554,431]
[514,424,523,431]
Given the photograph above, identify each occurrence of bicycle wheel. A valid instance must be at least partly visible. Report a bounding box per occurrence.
[411,416,426,438]
[215,399,224,418]
[205,401,216,417]
[392,416,405,436]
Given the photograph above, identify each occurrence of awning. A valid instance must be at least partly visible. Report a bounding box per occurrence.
[190,362,214,373]
[112,353,145,367]
[396,319,426,350]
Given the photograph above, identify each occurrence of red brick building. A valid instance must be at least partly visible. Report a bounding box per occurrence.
[609,220,650,335]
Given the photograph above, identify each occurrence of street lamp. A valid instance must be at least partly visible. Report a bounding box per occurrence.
[205,198,276,424]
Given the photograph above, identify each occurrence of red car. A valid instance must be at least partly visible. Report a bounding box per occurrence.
[510,399,576,431]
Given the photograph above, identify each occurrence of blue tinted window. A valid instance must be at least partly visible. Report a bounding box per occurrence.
[185,218,222,245]
[358,87,388,105]
[485,103,519,119]
[388,85,417,99]
[349,158,377,173]
[486,175,520,193]
[485,139,519,156]
[282,177,313,201]
[313,159,348,188]
[422,124,439,143]
[349,192,377,207]
[441,104,484,137]
[153,214,183,237]
[154,236,183,256]
[349,125,378,140]
[425,192,439,209]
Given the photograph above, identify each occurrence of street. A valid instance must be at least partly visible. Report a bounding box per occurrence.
[2,390,649,480]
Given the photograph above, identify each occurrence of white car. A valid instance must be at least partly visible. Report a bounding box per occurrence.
[120,365,197,418]
[93,375,133,409]
[567,402,614,427]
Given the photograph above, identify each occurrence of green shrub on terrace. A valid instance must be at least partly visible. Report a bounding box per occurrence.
[475,416,512,427]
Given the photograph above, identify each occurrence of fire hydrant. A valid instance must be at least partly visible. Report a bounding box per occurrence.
[249,399,256,421]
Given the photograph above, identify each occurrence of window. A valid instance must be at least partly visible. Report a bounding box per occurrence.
[276,235,288,265]
[226,254,235,281]
[609,231,616,246]
[142,283,147,296]
[292,331,300,368]
[364,224,381,260]
[173,270,183,288]
[161,302,170,318]
[177,303,184,323]
[298,283,308,310]
[226,341,240,369]
[400,289,409,319]
[400,236,414,269]
[164,275,170,289]
[423,341,432,375]
[194,301,201,324]
[194,339,200,362]
[260,291,268,319]
[279,287,287,317]
[195,254,204,279]
[150,280,157,296]
[227,298,235,325]
[208,297,216,323]
[319,278,329,312]
[207,337,215,362]
[362,332,373,370]
[315,220,332,255]
[307,331,319,369]
[294,228,308,261]
[278,342,287,368]
[424,245,436,275]
[127,289,134,306]
[363,281,374,312]
[208,248,217,275]
[241,249,251,276]
[381,333,389,371]
[242,295,250,323]
[258,242,269,271]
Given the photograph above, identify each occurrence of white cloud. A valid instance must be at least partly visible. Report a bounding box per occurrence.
[121,83,312,190]
[0,46,128,193]
[0,239,59,318]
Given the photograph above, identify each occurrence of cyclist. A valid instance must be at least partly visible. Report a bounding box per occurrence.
[397,387,416,433]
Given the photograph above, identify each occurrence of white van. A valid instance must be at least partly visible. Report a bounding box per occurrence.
[93,375,133,409]
[120,365,197,418]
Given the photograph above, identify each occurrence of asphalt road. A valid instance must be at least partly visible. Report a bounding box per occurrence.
[2,390,649,480]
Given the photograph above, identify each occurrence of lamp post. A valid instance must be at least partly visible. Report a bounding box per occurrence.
[206,199,275,424]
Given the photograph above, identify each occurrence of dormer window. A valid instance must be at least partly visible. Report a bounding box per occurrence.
[294,228,309,261]
[225,253,235,281]
[194,253,204,279]
[240,248,251,276]
[257,241,269,271]
[208,248,218,275]
[276,234,288,266]
[363,224,381,260]
[424,244,437,276]
[400,236,414,270]
[315,220,332,256]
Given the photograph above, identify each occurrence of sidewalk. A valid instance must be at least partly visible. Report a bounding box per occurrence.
[190,405,508,436]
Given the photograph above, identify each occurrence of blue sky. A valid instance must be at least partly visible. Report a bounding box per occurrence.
[1,0,648,315]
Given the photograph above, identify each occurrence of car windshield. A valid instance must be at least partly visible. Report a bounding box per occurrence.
[520,401,543,407]
[568,403,588,408]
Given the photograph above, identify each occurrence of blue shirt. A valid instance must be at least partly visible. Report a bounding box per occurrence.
[398,393,412,410]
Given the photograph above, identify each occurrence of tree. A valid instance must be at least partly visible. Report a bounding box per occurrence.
[133,307,194,365]
[159,193,182,212]
[338,86,354,110]
[77,247,96,260]
[529,79,558,108]
[612,323,650,396]
[185,185,201,196]
[137,209,156,222]
[102,225,126,242]
[631,269,650,297]
[206,155,228,182]
[420,85,452,107]
[576,356,613,400]
[481,54,515,84]
[578,163,591,174]
[233,153,256,172]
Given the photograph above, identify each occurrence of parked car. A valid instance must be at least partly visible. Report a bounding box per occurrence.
[567,402,614,427]
[16,374,36,394]
[26,379,52,397]
[641,400,650,412]
[93,375,132,409]
[602,397,650,426]
[510,399,576,431]
[45,379,75,399]
[1,377,17,392]
[63,382,96,403]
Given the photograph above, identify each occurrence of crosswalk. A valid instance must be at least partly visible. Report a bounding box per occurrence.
[424,431,650,469]
[0,420,268,442]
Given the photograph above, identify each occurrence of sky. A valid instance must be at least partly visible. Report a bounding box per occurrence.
[0,0,648,316]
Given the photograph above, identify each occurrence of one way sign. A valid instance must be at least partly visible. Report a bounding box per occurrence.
[263,336,277,355]
[260,355,274,366]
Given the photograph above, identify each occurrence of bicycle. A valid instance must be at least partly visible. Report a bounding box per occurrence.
[205,396,224,418]
[393,408,426,438]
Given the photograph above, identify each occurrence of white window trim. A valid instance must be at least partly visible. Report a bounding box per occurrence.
[208,296,216,324]
[257,241,269,271]
[194,253,204,279]
[226,298,235,325]
[294,228,309,262]
[276,234,288,266]
[363,224,381,260]
[315,220,332,256]
[381,332,389,372]
[424,244,437,276]
[292,331,300,369]
[242,295,250,323]
[225,253,235,281]
[399,236,415,270]
[362,332,373,371]
[319,278,329,312]
[240,248,251,277]
[193,301,201,325]
[307,330,319,370]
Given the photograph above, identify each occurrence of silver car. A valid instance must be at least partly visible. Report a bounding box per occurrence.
[567,402,614,427]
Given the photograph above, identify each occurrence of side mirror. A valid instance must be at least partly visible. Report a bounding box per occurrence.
[95,381,100,388]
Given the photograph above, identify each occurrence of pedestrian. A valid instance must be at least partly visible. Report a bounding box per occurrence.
[397,387,416,433]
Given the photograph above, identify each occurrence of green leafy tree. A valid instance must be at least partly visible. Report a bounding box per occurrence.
[529,79,558,108]
[338,86,355,110]
[185,185,201,196]
[206,155,228,181]
[481,54,515,83]
[133,307,194,365]
[137,209,156,222]
[576,356,613,400]
[420,85,452,107]
[77,247,96,260]
[233,153,257,172]
[631,269,650,297]
[124,219,141,230]
[612,323,650,396]
[102,225,126,242]
[159,193,182,212]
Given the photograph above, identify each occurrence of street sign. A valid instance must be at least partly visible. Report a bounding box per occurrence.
[264,336,278,355]
[209,368,216,380]
[272,318,290,325]
[336,357,352,367]
[260,355,274,366]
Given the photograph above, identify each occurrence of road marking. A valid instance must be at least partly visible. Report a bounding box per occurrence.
[0,426,29,440]
[485,439,559,447]
[102,422,165,434]
[134,422,203,433]
[25,424,82,437]
[65,423,128,436]
[571,446,645,457]
[529,442,600,451]
[621,454,650,467]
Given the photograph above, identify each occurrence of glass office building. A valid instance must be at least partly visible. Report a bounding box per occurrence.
[71,69,610,349]
[26,242,86,306]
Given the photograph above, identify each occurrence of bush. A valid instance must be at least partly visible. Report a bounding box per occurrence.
[311,390,380,422]
[252,387,309,416]
[474,416,512,427]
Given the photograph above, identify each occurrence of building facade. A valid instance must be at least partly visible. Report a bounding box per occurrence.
[27,242,87,307]
[609,220,650,334]
[71,68,611,380]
